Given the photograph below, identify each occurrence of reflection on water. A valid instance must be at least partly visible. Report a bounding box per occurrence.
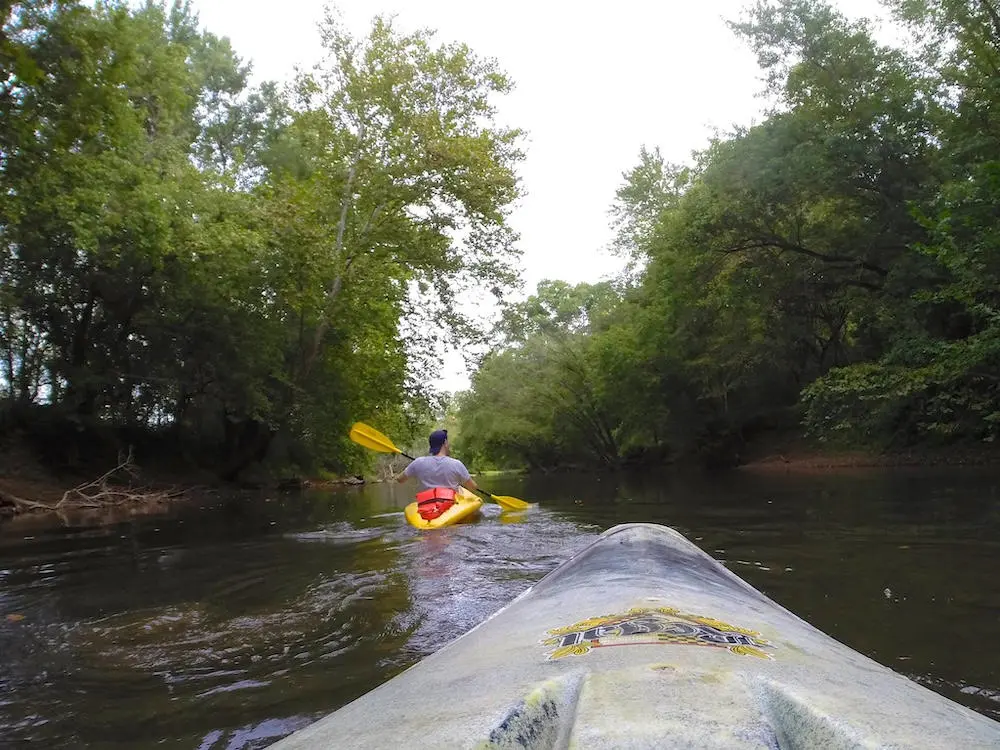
[1,468,999,747]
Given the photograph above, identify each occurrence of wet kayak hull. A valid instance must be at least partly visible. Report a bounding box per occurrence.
[403,486,482,529]
[273,523,1000,748]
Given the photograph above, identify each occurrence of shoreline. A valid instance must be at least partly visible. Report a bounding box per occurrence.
[6,441,1000,523]
[0,464,368,524]
[0,470,200,524]
[738,445,1000,472]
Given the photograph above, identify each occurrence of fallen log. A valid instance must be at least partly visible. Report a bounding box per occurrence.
[1,449,186,520]
[0,489,54,513]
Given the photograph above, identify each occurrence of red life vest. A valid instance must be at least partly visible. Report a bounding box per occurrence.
[415,487,456,521]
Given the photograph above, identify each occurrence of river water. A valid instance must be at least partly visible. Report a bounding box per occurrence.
[1,467,999,747]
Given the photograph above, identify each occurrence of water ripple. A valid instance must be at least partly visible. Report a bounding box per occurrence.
[2,471,999,747]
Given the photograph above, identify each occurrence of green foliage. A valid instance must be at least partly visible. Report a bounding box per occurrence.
[458,0,1000,469]
[800,0,1000,445]
[803,329,1000,445]
[458,282,624,469]
[0,1,522,477]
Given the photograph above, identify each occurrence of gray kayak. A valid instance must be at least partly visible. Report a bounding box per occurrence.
[273,523,1000,749]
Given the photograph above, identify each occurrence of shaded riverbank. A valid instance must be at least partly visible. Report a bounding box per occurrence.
[0,453,198,523]
[5,431,1000,524]
[737,426,1000,471]
[741,442,1000,471]
[0,440,362,523]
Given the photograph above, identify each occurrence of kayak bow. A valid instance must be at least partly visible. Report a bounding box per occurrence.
[273,523,1000,748]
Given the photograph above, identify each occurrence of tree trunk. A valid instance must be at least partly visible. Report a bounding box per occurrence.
[67,290,97,416]
[304,122,367,379]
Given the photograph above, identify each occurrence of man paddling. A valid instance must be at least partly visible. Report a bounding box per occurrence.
[396,429,479,493]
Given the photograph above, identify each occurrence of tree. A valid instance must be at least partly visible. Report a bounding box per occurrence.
[232,12,524,473]
[0,2,525,478]
[459,281,624,469]
[460,0,1000,468]
[800,0,1000,445]
[608,146,689,277]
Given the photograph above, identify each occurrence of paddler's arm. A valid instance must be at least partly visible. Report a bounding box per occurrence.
[457,459,478,492]
[395,462,413,484]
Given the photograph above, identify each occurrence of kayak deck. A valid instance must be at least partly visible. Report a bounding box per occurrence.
[403,486,482,529]
[274,523,1000,748]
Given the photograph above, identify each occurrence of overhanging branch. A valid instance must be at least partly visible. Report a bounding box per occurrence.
[726,238,890,278]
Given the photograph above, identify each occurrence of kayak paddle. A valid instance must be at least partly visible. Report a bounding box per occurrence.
[349,422,531,511]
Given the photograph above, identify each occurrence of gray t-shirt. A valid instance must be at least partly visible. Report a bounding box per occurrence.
[404,455,471,491]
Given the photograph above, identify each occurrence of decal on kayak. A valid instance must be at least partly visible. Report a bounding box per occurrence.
[541,606,773,661]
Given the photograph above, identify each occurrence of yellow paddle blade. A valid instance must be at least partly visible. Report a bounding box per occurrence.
[489,493,531,511]
[349,422,402,455]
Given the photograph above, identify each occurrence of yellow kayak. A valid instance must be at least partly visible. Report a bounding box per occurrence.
[403,486,483,529]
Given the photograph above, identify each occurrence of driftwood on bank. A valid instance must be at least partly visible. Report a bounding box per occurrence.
[0,489,53,514]
[0,450,186,517]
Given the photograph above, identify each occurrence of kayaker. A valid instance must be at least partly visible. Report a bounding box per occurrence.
[395,429,479,493]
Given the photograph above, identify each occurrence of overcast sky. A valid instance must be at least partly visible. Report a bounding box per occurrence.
[191,0,891,391]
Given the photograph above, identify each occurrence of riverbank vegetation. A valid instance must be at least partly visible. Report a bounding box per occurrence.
[6,0,999,488]
[457,0,1000,470]
[1,1,522,483]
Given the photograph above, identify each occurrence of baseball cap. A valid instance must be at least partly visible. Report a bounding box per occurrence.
[428,429,448,455]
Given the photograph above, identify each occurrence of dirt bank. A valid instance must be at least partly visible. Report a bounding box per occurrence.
[739,438,1000,472]
[0,438,368,524]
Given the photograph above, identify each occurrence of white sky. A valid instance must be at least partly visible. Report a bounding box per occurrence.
[191,0,893,392]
